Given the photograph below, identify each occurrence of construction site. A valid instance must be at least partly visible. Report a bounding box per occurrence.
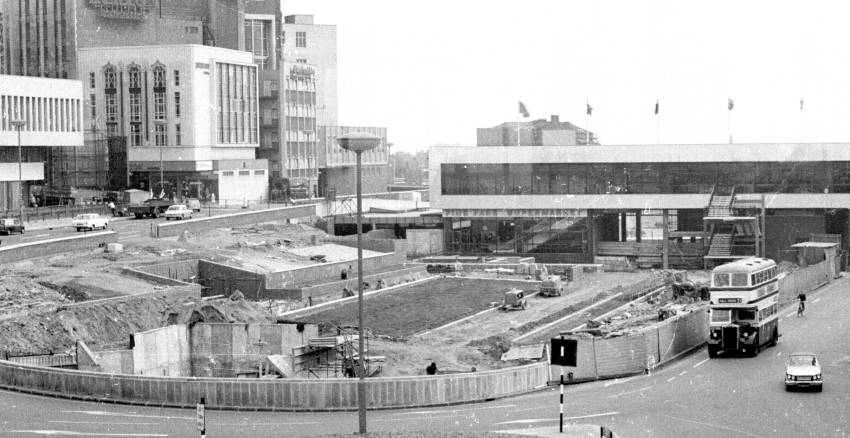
[0,211,716,380]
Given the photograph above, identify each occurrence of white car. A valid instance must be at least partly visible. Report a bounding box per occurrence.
[785,352,823,392]
[164,204,193,220]
[72,213,109,231]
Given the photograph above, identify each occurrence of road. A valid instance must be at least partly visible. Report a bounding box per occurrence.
[1,274,849,437]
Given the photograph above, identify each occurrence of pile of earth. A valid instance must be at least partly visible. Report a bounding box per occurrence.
[0,270,70,318]
[0,292,273,355]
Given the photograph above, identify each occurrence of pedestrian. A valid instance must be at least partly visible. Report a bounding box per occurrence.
[797,292,807,317]
[341,267,348,280]
[108,201,116,216]
[426,362,437,375]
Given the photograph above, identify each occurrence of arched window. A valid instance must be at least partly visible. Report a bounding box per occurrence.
[103,64,117,89]
[128,64,142,89]
[152,63,166,89]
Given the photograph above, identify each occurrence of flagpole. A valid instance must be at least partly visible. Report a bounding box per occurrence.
[727,103,732,144]
[656,99,660,144]
[517,107,521,146]
[800,98,804,144]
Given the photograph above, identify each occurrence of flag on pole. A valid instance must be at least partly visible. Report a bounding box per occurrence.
[728,98,734,111]
[586,102,593,115]
[518,101,530,118]
[654,100,659,115]
[800,98,804,112]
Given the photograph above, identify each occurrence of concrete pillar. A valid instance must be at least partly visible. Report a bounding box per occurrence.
[620,213,628,242]
[588,211,597,261]
[635,210,642,243]
[662,209,669,269]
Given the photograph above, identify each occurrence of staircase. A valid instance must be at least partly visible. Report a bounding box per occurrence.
[708,233,733,257]
[707,196,733,217]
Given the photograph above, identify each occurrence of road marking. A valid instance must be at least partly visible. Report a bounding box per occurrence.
[813,298,821,303]
[9,431,168,437]
[693,358,709,368]
[666,376,676,382]
[496,411,618,425]
[606,385,652,399]
[785,311,796,318]
[678,371,686,376]
[666,414,767,438]
[603,376,635,387]
[392,404,516,415]
[49,421,159,426]
[777,352,782,357]
[212,422,322,426]
[59,410,192,421]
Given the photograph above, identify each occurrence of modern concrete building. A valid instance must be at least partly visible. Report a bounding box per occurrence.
[282,14,337,127]
[77,45,267,203]
[430,143,850,267]
[0,74,84,210]
[477,115,599,147]
[318,125,390,198]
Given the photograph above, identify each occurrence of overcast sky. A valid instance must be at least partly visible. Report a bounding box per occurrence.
[284,0,850,153]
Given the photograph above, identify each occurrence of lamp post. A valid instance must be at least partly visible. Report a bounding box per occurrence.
[336,132,381,435]
[10,119,27,222]
[153,120,166,197]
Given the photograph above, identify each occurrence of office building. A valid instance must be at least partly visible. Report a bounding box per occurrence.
[318,125,390,197]
[477,115,598,146]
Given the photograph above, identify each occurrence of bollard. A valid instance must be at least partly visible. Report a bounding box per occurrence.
[197,397,206,437]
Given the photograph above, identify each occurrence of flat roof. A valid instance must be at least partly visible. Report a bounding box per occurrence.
[790,242,839,248]
[712,258,775,272]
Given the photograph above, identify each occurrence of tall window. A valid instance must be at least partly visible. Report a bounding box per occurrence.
[245,19,270,69]
[152,65,165,88]
[129,123,142,146]
[155,123,167,146]
[89,93,96,119]
[89,72,95,88]
[174,92,181,118]
[175,124,181,146]
[174,70,180,86]
[296,31,306,47]
[129,94,142,122]
[128,66,141,89]
[105,93,117,122]
[154,92,166,120]
[104,66,117,89]
[152,65,166,120]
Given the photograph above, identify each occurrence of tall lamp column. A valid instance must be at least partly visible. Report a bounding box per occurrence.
[153,120,166,197]
[335,132,381,435]
[10,119,27,222]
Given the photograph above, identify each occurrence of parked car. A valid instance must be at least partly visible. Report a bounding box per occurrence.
[72,213,109,231]
[785,352,822,392]
[164,204,193,220]
[185,198,202,212]
[0,217,25,235]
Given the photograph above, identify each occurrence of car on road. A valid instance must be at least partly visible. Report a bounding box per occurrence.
[164,204,193,220]
[185,198,202,212]
[785,352,822,391]
[72,213,109,231]
[0,217,25,235]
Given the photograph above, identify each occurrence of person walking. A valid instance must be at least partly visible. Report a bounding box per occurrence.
[108,201,116,217]
[797,292,807,317]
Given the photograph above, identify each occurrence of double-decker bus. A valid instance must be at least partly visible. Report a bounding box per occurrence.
[708,257,781,357]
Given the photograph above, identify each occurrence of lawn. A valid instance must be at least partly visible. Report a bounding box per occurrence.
[297,277,534,338]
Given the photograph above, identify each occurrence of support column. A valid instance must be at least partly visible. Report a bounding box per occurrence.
[620,213,628,242]
[588,211,597,262]
[761,195,767,258]
[662,209,669,269]
[635,210,642,243]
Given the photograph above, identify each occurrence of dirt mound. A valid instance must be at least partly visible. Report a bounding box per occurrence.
[0,292,274,356]
[0,272,70,317]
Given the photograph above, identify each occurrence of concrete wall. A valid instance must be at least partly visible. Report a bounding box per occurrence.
[282,265,428,301]
[0,358,549,410]
[766,213,825,261]
[779,260,831,307]
[323,234,408,256]
[154,205,316,238]
[123,261,200,286]
[190,323,319,378]
[0,231,117,264]
[406,229,443,257]
[266,252,406,289]
[198,260,265,298]
[96,349,134,375]
[132,325,190,377]
[550,307,708,382]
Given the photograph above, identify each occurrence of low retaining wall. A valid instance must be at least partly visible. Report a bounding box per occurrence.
[779,260,831,307]
[0,231,117,263]
[0,359,548,411]
[154,205,316,238]
[550,307,708,382]
[280,265,428,301]
[265,252,406,289]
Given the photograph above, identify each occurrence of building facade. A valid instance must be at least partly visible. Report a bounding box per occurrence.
[0,74,84,210]
[282,14,337,127]
[318,125,389,198]
[477,115,598,146]
[431,143,850,266]
[77,45,266,203]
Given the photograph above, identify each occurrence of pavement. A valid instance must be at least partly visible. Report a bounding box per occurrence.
[496,425,615,437]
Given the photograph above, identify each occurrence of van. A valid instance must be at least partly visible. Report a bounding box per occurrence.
[185,198,201,212]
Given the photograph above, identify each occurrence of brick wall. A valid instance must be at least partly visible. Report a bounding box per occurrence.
[0,231,118,264]
[154,205,316,238]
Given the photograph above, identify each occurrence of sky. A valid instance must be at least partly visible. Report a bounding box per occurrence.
[284,0,850,153]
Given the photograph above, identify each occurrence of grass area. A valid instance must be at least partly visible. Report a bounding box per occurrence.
[298,277,534,338]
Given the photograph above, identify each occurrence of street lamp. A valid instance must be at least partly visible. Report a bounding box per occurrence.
[336,131,381,435]
[10,118,27,222]
[153,120,166,197]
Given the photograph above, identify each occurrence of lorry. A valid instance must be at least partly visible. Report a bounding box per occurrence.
[539,276,566,297]
[127,198,176,219]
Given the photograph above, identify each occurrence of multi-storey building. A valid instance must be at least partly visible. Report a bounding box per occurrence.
[77,45,266,203]
[477,115,599,146]
[0,75,83,210]
[318,125,389,197]
[281,15,337,127]
[431,143,850,266]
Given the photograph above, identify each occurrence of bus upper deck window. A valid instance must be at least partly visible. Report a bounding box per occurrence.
[731,273,748,287]
[713,273,730,287]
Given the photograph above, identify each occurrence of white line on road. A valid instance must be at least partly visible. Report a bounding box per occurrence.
[678,371,686,376]
[603,376,636,387]
[785,311,796,318]
[777,352,782,357]
[666,414,767,438]
[9,431,168,437]
[606,385,652,399]
[666,376,676,382]
[813,297,821,303]
[496,411,618,425]
[392,404,516,415]
[693,358,709,368]
[49,421,159,426]
[59,410,192,421]
[211,422,322,426]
